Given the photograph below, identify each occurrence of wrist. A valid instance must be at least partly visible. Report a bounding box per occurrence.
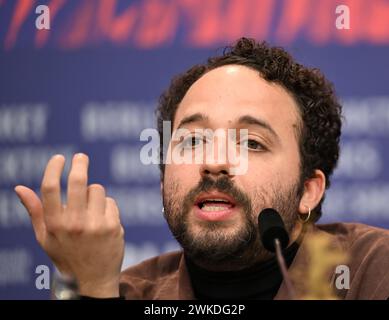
[52,268,79,300]
[78,278,120,298]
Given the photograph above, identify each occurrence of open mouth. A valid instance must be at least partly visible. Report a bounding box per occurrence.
[194,192,237,221]
[197,198,234,211]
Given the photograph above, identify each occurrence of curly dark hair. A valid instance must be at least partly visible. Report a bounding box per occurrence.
[156,37,342,222]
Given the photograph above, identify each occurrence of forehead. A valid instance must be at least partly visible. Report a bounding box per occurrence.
[173,65,301,132]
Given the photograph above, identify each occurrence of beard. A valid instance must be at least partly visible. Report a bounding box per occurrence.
[163,175,303,271]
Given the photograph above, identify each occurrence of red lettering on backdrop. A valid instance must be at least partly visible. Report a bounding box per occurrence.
[59,0,95,49]
[134,0,178,49]
[181,0,224,46]
[365,0,389,44]
[3,0,389,49]
[97,0,137,44]
[334,0,364,45]
[4,0,35,50]
[246,0,275,41]
[223,0,249,42]
[34,0,66,48]
[221,0,276,43]
[275,0,311,43]
[308,0,334,45]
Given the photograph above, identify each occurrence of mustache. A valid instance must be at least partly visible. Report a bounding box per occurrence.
[184,176,251,210]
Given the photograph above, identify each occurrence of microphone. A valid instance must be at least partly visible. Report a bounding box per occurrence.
[258,208,289,252]
[258,208,297,299]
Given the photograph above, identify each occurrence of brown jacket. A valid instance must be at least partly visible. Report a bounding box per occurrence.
[119,223,389,300]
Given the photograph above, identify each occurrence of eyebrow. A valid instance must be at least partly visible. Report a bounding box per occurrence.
[176,112,280,142]
[177,113,209,129]
[238,115,280,142]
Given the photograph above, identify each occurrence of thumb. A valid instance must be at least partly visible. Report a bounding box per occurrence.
[14,185,46,240]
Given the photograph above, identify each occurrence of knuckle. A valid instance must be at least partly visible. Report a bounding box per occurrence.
[64,220,84,235]
[70,173,87,185]
[104,222,116,234]
[86,224,101,235]
[84,221,105,236]
[45,220,61,234]
[103,218,120,234]
[41,182,58,194]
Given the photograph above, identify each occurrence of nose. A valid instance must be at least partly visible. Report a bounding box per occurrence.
[200,161,231,179]
[199,133,234,179]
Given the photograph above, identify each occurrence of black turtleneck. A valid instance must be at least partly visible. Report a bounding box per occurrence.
[185,242,299,300]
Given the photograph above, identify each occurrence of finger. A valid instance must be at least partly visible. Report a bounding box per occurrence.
[87,184,106,215]
[105,197,121,224]
[105,197,124,237]
[15,185,46,240]
[41,154,65,217]
[67,153,89,212]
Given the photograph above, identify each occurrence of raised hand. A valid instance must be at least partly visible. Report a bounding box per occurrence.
[14,153,125,298]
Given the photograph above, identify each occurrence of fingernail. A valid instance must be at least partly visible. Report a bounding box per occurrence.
[52,154,64,160]
[75,153,88,160]
[14,187,22,202]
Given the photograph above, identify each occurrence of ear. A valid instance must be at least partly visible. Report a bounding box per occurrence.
[298,169,326,214]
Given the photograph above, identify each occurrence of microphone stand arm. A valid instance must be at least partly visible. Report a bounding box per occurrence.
[274,238,297,300]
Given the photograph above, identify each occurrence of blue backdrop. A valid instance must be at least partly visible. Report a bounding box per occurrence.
[0,0,388,299]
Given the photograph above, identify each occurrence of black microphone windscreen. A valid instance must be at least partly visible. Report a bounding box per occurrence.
[258,208,289,252]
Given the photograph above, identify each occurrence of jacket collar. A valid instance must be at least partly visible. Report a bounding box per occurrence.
[154,224,344,300]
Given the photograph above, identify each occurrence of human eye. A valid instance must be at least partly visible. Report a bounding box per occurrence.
[240,138,266,151]
[180,134,204,149]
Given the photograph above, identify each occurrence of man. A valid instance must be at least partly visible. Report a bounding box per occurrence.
[15,38,389,300]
